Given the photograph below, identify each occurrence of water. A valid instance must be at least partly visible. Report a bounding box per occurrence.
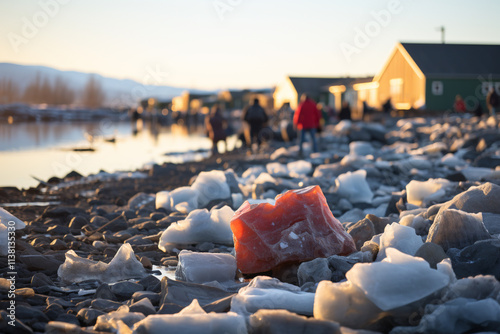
[0,120,239,189]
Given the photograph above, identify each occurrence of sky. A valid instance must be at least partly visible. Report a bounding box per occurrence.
[1,0,499,90]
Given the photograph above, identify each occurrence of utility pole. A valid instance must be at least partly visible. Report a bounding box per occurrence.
[436,26,445,44]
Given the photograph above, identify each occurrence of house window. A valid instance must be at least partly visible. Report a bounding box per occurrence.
[390,78,403,101]
[431,81,443,95]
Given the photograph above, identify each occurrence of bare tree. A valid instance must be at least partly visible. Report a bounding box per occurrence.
[52,76,75,105]
[0,79,20,104]
[23,72,43,103]
[82,75,106,108]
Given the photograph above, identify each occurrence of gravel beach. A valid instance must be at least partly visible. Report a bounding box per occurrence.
[2,115,500,333]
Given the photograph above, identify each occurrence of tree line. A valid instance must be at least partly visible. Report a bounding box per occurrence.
[0,73,106,108]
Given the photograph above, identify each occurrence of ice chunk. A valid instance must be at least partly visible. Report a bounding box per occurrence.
[427,209,491,251]
[266,162,289,177]
[314,280,382,329]
[155,191,172,211]
[349,141,374,156]
[314,248,454,328]
[460,166,494,181]
[230,186,356,274]
[406,178,451,207]
[350,248,452,310]
[132,300,247,334]
[57,243,146,283]
[287,160,312,178]
[376,223,423,261]
[175,250,236,284]
[0,208,26,255]
[242,166,266,181]
[0,208,26,229]
[191,170,230,208]
[94,306,145,332]
[440,153,466,167]
[231,276,315,316]
[170,186,199,213]
[335,170,373,204]
[158,206,234,252]
[128,192,155,210]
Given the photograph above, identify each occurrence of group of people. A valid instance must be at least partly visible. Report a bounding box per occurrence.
[206,94,352,156]
[453,87,499,116]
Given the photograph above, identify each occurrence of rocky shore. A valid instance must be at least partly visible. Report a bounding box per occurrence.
[1,114,500,333]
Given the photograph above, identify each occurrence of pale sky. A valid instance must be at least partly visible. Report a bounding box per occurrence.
[1,0,499,90]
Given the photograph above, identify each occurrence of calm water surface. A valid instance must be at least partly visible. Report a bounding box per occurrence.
[0,120,238,189]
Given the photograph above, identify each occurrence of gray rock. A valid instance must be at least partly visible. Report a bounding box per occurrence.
[448,239,500,280]
[110,281,144,299]
[50,239,67,250]
[76,308,105,326]
[89,215,109,227]
[44,303,65,321]
[94,283,117,301]
[365,214,393,235]
[54,314,80,327]
[47,225,71,235]
[129,297,156,316]
[19,254,63,272]
[138,275,161,292]
[482,212,500,235]
[45,321,81,334]
[94,215,128,233]
[91,298,123,312]
[415,243,449,269]
[337,198,353,211]
[360,241,379,261]
[391,298,500,334]
[125,235,153,246]
[69,216,88,229]
[297,258,332,286]
[132,291,161,305]
[427,209,491,251]
[249,309,340,334]
[437,182,500,215]
[31,273,54,287]
[327,255,358,282]
[338,208,365,224]
[16,305,49,325]
[348,218,375,251]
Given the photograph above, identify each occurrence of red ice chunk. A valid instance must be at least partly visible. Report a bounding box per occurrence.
[230,185,356,274]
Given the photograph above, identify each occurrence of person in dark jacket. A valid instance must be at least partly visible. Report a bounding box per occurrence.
[206,104,227,154]
[242,98,269,148]
[293,93,320,154]
[487,87,499,117]
[338,101,352,121]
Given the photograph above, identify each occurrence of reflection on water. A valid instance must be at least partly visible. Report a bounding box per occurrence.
[0,120,238,189]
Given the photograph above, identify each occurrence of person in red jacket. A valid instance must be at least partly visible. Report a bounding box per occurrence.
[293,93,320,155]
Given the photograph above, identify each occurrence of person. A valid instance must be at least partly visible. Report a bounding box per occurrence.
[487,86,499,117]
[293,93,320,155]
[206,104,227,154]
[242,98,269,148]
[382,98,393,114]
[453,95,466,113]
[338,101,352,121]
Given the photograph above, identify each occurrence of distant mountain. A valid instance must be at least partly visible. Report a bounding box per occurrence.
[0,63,211,106]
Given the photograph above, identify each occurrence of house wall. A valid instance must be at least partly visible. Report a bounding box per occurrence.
[425,77,499,111]
[377,45,425,110]
[274,77,298,110]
